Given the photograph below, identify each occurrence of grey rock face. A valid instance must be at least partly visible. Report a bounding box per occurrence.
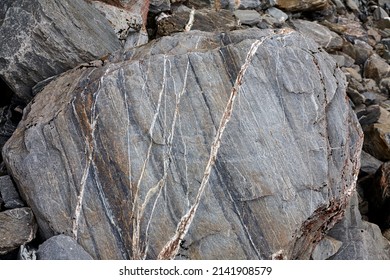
[36,235,93,260]
[3,29,363,259]
[0,0,121,102]
[0,208,37,255]
[0,175,24,209]
[234,10,261,26]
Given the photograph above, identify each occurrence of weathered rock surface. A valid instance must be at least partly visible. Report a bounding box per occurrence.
[364,54,390,82]
[36,234,93,260]
[0,175,24,209]
[157,8,238,37]
[360,150,383,175]
[291,20,343,52]
[362,106,390,161]
[275,0,328,12]
[0,0,122,102]
[328,191,390,259]
[311,235,342,260]
[0,208,37,255]
[3,29,363,260]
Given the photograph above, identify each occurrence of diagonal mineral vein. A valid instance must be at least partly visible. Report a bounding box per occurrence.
[157,38,265,260]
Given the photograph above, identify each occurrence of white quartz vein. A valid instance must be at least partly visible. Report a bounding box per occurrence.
[157,38,267,260]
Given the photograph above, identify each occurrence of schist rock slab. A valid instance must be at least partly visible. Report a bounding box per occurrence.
[3,29,363,259]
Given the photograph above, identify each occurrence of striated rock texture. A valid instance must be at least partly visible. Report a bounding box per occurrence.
[0,0,121,102]
[3,28,363,260]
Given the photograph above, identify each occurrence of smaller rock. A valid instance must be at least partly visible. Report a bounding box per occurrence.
[90,1,148,48]
[344,67,362,81]
[343,40,374,65]
[36,235,93,260]
[275,0,328,12]
[364,54,390,82]
[345,0,360,12]
[357,105,381,126]
[234,10,261,26]
[362,78,380,93]
[332,0,346,13]
[236,0,261,9]
[311,236,342,260]
[360,150,383,175]
[266,7,288,23]
[330,53,355,67]
[149,0,170,13]
[380,77,390,94]
[291,20,343,51]
[363,112,390,161]
[362,91,386,106]
[18,244,36,260]
[347,87,365,106]
[374,7,390,20]
[367,28,382,45]
[377,18,390,29]
[0,175,24,209]
[0,208,37,255]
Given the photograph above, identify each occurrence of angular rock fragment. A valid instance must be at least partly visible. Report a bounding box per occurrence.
[364,54,390,82]
[360,150,383,176]
[157,8,238,36]
[0,0,121,102]
[36,235,93,260]
[150,0,171,13]
[0,175,24,209]
[362,106,390,161]
[89,0,149,49]
[3,29,363,259]
[275,0,328,12]
[311,235,342,260]
[0,208,37,255]
[291,20,343,51]
[233,10,261,26]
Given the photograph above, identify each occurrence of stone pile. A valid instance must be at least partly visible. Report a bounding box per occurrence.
[1,0,390,260]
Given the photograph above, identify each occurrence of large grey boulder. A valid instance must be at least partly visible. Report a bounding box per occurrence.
[3,28,363,259]
[0,0,122,102]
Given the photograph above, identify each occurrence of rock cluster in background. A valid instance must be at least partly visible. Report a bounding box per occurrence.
[1,0,390,260]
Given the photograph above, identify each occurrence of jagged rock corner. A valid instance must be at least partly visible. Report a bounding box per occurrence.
[1,0,390,260]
